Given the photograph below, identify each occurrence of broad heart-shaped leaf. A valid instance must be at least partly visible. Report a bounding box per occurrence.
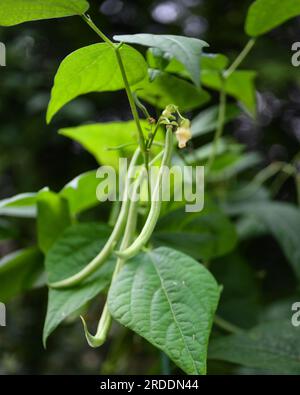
[153,199,237,262]
[60,120,150,168]
[47,43,148,122]
[191,104,241,138]
[223,201,300,280]
[108,247,220,375]
[246,0,300,37]
[0,193,37,218]
[114,34,209,87]
[209,320,300,374]
[60,170,104,215]
[0,248,44,302]
[201,70,257,117]
[43,223,115,344]
[134,70,210,112]
[0,0,89,26]
[37,189,71,254]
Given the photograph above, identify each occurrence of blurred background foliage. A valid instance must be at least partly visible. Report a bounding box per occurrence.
[0,0,299,374]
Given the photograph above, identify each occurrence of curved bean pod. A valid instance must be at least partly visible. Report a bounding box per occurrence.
[116,128,173,260]
[50,147,141,289]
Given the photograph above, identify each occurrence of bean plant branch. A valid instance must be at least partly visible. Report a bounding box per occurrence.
[223,38,256,79]
[82,14,148,165]
[207,38,256,171]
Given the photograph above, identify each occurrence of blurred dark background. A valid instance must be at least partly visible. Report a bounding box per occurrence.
[0,0,299,374]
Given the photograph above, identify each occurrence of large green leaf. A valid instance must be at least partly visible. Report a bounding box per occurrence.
[153,199,237,262]
[246,0,300,37]
[60,170,104,215]
[59,120,148,168]
[0,193,37,218]
[201,70,257,117]
[0,248,44,302]
[191,104,241,138]
[0,0,89,26]
[224,202,300,279]
[47,43,147,122]
[43,223,115,344]
[209,321,300,374]
[135,70,210,111]
[37,189,71,254]
[114,34,209,87]
[108,247,220,375]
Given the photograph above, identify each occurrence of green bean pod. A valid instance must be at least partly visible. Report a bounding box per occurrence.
[116,128,173,260]
[50,147,141,289]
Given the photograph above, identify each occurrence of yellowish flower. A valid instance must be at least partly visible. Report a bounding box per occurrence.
[175,120,192,148]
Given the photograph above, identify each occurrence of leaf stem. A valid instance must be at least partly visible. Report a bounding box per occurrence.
[206,74,227,172]
[114,47,147,157]
[214,315,244,335]
[206,38,256,172]
[81,14,147,164]
[224,38,256,79]
[81,14,115,48]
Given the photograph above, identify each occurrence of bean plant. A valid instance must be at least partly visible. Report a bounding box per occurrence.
[1,0,300,375]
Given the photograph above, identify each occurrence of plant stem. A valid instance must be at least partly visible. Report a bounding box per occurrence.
[206,39,256,172]
[82,14,147,164]
[114,48,147,156]
[206,74,227,172]
[224,38,256,79]
[81,14,115,48]
[214,315,244,335]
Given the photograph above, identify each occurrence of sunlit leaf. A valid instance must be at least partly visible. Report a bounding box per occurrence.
[0,0,89,26]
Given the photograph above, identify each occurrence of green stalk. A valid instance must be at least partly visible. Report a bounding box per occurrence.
[81,14,147,164]
[207,39,256,172]
[214,315,244,335]
[224,38,256,79]
[206,75,227,172]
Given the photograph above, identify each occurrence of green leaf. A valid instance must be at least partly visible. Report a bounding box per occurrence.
[201,53,229,71]
[0,248,44,302]
[37,189,71,254]
[191,104,241,138]
[208,152,262,182]
[47,43,148,122]
[224,202,300,280]
[153,199,237,261]
[59,120,149,168]
[165,53,229,79]
[108,247,220,375]
[0,193,37,218]
[60,170,104,215]
[114,34,209,87]
[246,0,300,37]
[135,70,210,111]
[43,223,115,344]
[201,70,257,117]
[209,321,300,374]
[0,0,89,26]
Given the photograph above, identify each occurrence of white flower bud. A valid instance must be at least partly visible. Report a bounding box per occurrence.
[175,126,192,148]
